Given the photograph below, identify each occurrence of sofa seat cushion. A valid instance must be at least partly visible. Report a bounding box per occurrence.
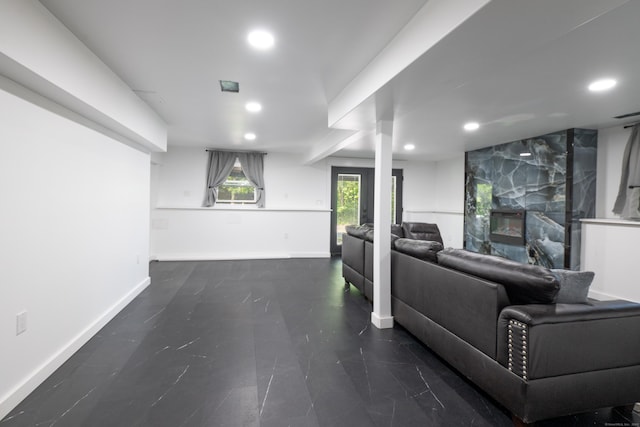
[437,248,559,304]
[394,238,443,262]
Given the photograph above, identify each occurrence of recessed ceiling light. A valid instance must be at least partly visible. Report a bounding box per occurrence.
[463,122,480,131]
[245,101,262,113]
[404,144,415,151]
[588,78,617,92]
[244,133,257,141]
[247,30,274,50]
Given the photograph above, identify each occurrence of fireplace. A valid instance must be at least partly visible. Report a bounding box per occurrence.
[489,209,525,245]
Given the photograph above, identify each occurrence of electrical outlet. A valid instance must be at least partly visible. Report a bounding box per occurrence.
[16,311,27,335]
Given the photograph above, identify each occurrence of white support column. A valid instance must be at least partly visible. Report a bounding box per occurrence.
[371,120,394,329]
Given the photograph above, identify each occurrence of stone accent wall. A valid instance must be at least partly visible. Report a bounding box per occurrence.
[464,129,597,269]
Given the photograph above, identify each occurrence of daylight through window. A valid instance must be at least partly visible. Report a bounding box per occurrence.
[217,158,257,204]
[476,183,492,217]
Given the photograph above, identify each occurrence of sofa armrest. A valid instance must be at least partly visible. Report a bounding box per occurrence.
[497,300,640,380]
[342,234,366,292]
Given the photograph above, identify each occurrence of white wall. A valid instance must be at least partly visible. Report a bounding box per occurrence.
[582,219,640,303]
[0,84,151,419]
[403,159,438,211]
[151,148,332,259]
[153,148,329,209]
[579,125,638,302]
[151,208,330,260]
[0,3,162,416]
[150,149,461,259]
[404,155,465,248]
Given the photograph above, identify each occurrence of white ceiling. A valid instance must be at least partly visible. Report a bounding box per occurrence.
[39,0,640,161]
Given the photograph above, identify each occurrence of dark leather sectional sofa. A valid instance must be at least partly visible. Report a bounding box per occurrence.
[342,222,640,425]
[342,222,443,301]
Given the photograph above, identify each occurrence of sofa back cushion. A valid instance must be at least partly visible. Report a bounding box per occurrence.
[345,224,372,239]
[437,248,559,304]
[392,251,510,358]
[401,222,443,244]
[346,224,403,241]
[394,238,443,262]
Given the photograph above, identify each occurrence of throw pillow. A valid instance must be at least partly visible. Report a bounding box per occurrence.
[552,269,595,304]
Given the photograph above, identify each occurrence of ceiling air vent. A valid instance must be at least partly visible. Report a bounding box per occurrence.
[220,80,239,93]
[613,111,640,119]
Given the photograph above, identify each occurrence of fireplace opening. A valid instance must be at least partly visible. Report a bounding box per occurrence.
[489,209,525,245]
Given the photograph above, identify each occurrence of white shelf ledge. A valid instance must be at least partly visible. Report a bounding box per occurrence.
[154,206,331,213]
[581,218,640,227]
[405,210,464,215]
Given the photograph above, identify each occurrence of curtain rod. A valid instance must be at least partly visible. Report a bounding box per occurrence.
[205,148,267,155]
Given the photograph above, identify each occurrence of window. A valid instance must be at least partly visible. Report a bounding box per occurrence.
[476,183,492,217]
[217,158,257,204]
[336,173,362,245]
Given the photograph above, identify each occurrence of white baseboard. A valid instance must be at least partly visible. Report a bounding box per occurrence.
[153,252,331,261]
[289,252,332,259]
[0,277,150,421]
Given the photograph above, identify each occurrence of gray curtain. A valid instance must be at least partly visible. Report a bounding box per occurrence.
[613,124,640,219]
[237,152,266,208]
[202,150,237,207]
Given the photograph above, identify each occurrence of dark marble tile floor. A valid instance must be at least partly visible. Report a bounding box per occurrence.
[2,258,638,426]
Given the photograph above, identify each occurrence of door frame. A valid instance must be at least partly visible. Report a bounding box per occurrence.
[330,167,403,255]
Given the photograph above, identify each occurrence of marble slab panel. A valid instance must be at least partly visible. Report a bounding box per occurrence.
[465,129,596,269]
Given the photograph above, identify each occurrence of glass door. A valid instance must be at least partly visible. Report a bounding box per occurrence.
[330,167,403,255]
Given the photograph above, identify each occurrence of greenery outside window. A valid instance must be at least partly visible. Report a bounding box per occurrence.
[336,174,362,228]
[476,183,492,217]
[217,158,257,204]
